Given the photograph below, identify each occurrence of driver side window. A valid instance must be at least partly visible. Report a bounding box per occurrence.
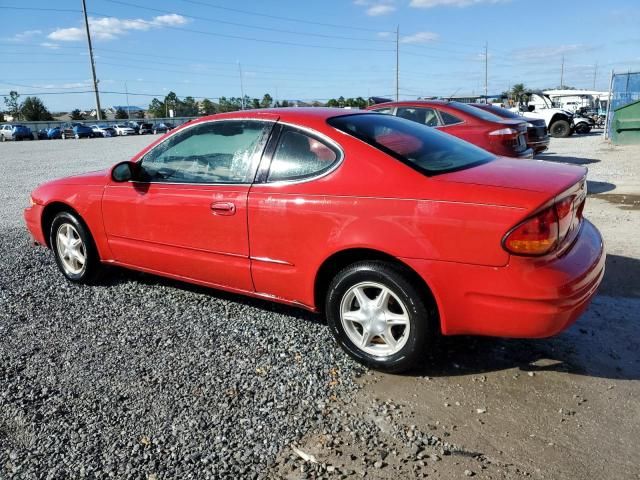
[140,120,271,184]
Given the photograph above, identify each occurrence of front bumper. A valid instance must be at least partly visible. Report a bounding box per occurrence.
[402,219,605,338]
[528,137,550,154]
[24,204,47,246]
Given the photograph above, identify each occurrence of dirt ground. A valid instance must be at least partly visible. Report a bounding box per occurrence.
[270,133,640,480]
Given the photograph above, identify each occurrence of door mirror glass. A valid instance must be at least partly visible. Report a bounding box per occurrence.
[112,161,134,182]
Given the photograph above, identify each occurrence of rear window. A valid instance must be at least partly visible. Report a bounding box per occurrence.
[478,104,522,120]
[449,101,504,122]
[328,113,494,175]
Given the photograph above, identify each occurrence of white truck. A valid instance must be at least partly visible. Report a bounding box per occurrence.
[510,93,575,137]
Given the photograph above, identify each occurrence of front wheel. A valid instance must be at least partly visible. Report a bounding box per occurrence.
[50,212,101,284]
[549,119,571,138]
[325,261,436,373]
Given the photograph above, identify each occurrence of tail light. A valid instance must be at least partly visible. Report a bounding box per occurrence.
[503,206,558,255]
[503,195,582,256]
[488,128,519,138]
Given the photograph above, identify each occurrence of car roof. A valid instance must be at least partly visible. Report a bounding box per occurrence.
[196,107,370,125]
[368,100,453,109]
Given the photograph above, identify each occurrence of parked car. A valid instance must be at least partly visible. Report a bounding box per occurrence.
[91,124,116,138]
[153,122,175,134]
[113,124,136,136]
[60,123,94,139]
[124,121,141,134]
[138,122,153,135]
[367,101,534,159]
[471,103,550,154]
[0,124,33,141]
[24,109,604,372]
[36,127,62,140]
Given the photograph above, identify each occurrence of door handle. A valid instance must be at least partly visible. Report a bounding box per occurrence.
[210,201,236,215]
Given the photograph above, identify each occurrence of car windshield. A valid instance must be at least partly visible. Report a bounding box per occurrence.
[328,113,494,175]
[448,102,505,122]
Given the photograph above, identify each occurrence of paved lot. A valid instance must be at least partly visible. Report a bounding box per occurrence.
[0,133,639,479]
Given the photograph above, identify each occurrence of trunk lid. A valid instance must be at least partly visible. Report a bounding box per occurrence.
[439,157,587,195]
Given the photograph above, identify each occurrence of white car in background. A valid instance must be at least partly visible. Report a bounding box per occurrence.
[90,124,116,137]
[113,124,136,136]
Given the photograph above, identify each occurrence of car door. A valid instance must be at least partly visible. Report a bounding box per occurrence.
[247,124,342,305]
[102,119,274,292]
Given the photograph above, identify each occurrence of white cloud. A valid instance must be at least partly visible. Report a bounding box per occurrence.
[6,29,42,42]
[48,14,189,42]
[377,31,392,38]
[354,0,396,16]
[410,0,508,8]
[367,4,396,15]
[400,31,439,44]
[40,42,61,49]
[511,44,593,61]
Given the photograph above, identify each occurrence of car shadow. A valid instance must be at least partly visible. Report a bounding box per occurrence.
[99,254,640,382]
[587,180,617,194]
[537,152,600,165]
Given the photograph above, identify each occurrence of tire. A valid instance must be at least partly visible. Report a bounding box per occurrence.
[325,261,436,373]
[50,211,101,284]
[549,119,571,138]
[1,135,5,142]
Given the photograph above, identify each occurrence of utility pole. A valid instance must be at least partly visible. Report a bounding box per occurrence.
[484,41,488,102]
[593,62,597,90]
[238,62,245,110]
[125,81,130,119]
[560,55,564,87]
[82,0,102,120]
[395,25,400,102]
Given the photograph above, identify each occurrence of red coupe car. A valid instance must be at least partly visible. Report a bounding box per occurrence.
[25,108,605,372]
[367,100,534,159]
[470,103,550,154]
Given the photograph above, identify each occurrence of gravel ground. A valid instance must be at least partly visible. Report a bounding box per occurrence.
[1,133,639,479]
[0,136,363,478]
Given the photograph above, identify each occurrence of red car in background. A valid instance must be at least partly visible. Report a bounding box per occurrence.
[24,108,604,372]
[471,103,550,154]
[367,100,534,159]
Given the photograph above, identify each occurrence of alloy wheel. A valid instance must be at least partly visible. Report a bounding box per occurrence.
[340,281,411,357]
[55,223,87,275]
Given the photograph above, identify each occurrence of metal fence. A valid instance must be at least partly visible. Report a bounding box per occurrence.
[0,116,199,132]
[606,71,640,139]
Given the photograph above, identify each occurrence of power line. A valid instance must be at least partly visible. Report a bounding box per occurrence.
[176,0,388,33]
[102,0,394,44]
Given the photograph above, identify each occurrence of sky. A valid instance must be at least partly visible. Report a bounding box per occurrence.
[1,0,639,112]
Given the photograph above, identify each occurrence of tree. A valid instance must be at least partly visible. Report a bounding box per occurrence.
[20,97,54,121]
[260,93,273,108]
[148,98,165,118]
[4,91,20,120]
[509,83,529,106]
[115,108,128,119]
[251,98,261,109]
[326,98,339,108]
[180,96,199,117]
[70,109,85,120]
[200,98,216,115]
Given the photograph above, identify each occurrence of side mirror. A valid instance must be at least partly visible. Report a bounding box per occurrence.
[112,161,135,182]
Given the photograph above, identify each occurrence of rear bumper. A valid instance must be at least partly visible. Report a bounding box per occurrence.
[528,137,550,154]
[402,219,605,338]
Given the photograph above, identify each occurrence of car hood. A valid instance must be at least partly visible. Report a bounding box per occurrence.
[438,157,586,195]
[46,168,111,186]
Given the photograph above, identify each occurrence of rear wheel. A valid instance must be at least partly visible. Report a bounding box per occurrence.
[549,119,571,138]
[325,261,436,373]
[50,212,101,284]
